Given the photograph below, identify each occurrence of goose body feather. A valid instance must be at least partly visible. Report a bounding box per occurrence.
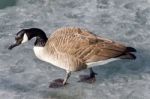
[34,27,130,71]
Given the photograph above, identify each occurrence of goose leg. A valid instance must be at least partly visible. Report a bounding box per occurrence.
[78,68,97,83]
[49,71,71,88]
[63,71,71,85]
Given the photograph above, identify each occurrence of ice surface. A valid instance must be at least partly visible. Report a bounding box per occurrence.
[0,0,150,99]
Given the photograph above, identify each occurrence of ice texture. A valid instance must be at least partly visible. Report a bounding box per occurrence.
[0,0,150,99]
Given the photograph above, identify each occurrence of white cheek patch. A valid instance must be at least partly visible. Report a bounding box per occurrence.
[21,33,28,43]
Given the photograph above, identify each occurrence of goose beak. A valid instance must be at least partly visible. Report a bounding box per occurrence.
[8,42,20,50]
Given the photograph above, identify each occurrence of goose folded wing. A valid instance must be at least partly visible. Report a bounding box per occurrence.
[48,27,127,63]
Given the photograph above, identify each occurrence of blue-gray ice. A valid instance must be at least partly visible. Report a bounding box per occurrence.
[0,0,150,99]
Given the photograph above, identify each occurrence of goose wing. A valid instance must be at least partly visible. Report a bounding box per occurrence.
[47,27,127,63]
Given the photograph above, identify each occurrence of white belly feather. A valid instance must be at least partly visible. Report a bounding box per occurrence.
[87,58,120,68]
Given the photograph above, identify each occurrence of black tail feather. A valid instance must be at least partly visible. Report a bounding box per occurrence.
[120,53,136,60]
[126,47,136,52]
[128,53,136,59]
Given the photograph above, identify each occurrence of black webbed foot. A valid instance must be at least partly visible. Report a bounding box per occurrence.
[78,69,97,84]
[49,79,68,88]
[78,74,96,84]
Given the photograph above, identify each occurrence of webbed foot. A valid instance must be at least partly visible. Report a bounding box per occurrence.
[49,79,68,88]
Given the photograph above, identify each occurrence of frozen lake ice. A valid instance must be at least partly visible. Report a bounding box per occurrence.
[0,0,150,99]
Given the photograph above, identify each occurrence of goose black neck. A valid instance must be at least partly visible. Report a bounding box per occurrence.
[26,28,48,47]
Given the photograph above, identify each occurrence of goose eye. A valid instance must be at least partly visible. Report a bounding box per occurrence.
[15,37,19,40]
[15,36,22,41]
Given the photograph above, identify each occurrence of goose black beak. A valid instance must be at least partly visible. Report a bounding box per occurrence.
[8,43,19,50]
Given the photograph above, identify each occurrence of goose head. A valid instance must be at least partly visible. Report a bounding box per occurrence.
[8,28,48,50]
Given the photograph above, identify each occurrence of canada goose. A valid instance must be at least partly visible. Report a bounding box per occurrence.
[8,27,136,88]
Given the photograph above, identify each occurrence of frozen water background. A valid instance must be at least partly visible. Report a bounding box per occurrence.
[0,0,150,99]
